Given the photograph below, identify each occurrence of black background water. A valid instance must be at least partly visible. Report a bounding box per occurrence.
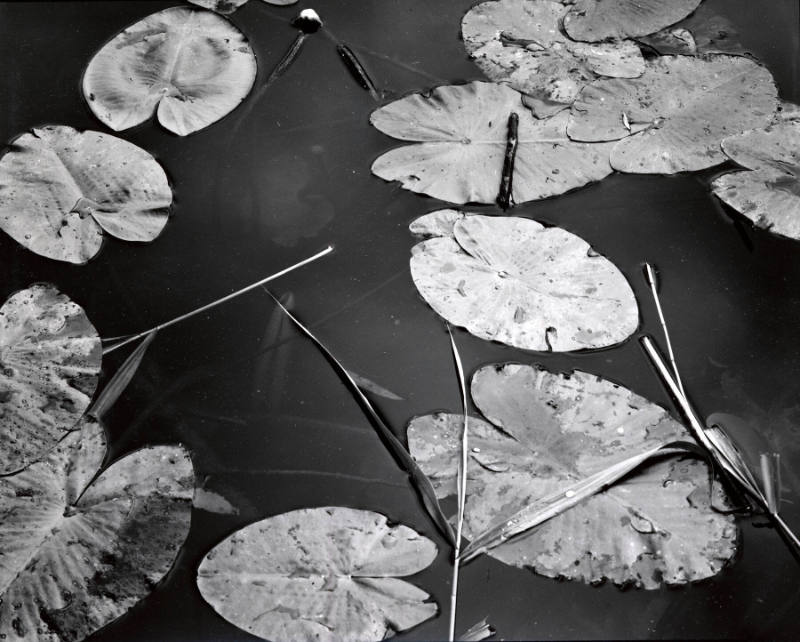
[1,0,799,639]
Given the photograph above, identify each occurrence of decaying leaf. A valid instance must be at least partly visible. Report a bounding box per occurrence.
[0,126,172,263]
[568,55,778,174]
[711,122,800,240]
[0,418,193,641]
[409,211,638,351]
[638,3,747,56]
[462,0,644,118]
[407,363,738,588]
[775,100,800,123]
[0,284,101,475]
[187,0,297,15]
[371,81,614,204]
[563,0,702,42]
[83,7,257,136]
[197,507,438,641]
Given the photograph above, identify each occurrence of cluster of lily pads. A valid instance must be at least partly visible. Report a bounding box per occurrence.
[1,1,798,641]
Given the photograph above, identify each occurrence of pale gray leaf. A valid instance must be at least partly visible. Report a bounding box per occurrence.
[0,284,101,474]
[462,0,644,117]
[371,81,614,205]
[407,364,738,588]
[0,418,193,641]
[568,55,778,173]
[409,213,638,351]
[0,126,171,263]
[563,0,702,42]
[83,7,257,136]
[197,507,437,641]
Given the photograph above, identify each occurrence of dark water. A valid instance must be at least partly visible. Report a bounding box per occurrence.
[1,0,800,639]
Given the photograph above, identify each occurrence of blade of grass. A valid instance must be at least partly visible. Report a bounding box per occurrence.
[265,290,456,546]
[643,262,686,397]
[103,246,333,355]
[459,439,699,563]
[459,618,495,641]
[89,331,157,421]
[761,452,781,514]
[447,325,468,642]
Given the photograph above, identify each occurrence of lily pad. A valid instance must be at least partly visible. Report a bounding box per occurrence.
[407,363,738,588]
[197,507,438,641]
[638,4,747,56]
[0,125,172,263]
[409,211,638,351]
[567,55,778,173]
[371,81,614,205]
[0,284,101,475]
[563,0,702,42]
[462,0,644,118]
[0,418,194,641]
[83,7,257,136]
[188,0,297,14]
[712,122,800,240]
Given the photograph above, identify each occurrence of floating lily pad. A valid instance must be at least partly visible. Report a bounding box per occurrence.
[188,0,297,14]
[0,418,193,641]
[407,363,738,588]
[568,55,778,173]
[83,7,257,136]
[197,507,438,641]
[0,125,172,263]
[462,0,644,117]
[712,122,800,240]
[563,0,702,42]
[0,284,101,474]
[371,81,614,205]
[409,211,638,351]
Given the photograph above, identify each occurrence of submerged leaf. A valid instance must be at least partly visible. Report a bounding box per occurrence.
[0,284,101,474]
[0,418,193,641]
[83,7,257,136]
[567,56,777,174]
[407,364,738,588]
[409,211,638,351]
[712,122,800,240]
[567,55,778,174]
[197,507,438,641]
[0,126,172,263]
[371,81,613,204]
[462,0,644,117]
[563,0,702,42]
[638,4,747,56]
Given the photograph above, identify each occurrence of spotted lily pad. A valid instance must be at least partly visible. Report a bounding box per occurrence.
[563,0,702,42]
[83,7,257,136]
[462,0,644,117]
[0,284,101,475]
[0,418,194,641]
[409,211,638,351]
[197,507,438,641]
[712,122,800,240]
[371,81,614,205]
[567,55,778,173]
[0,125,172,263]
[407,363,738,588]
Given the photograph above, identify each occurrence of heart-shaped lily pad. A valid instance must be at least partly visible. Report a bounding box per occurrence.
[83,6,257,136]
[409,210,638,351]
[0,284,101,474]
[0,125,172,263]
[0,418,193,641]
[407,363,738,588]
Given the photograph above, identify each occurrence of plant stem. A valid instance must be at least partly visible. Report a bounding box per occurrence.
[103,246,333,355]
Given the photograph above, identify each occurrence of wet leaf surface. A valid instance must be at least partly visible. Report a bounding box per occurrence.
[371,81,614,204]
[0,418,194,641]
[409,210,638,351]
[0,284,101,475]
[567,55,778,173]
[83,7,257,136]
[197,506,438,641]
[0,126,172,264]
[187,0,297,15]
[407,363,738,588]
[563,0,702,42]
[712,122,800,240]
[462,0,644,118]
[638,3,747,56]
